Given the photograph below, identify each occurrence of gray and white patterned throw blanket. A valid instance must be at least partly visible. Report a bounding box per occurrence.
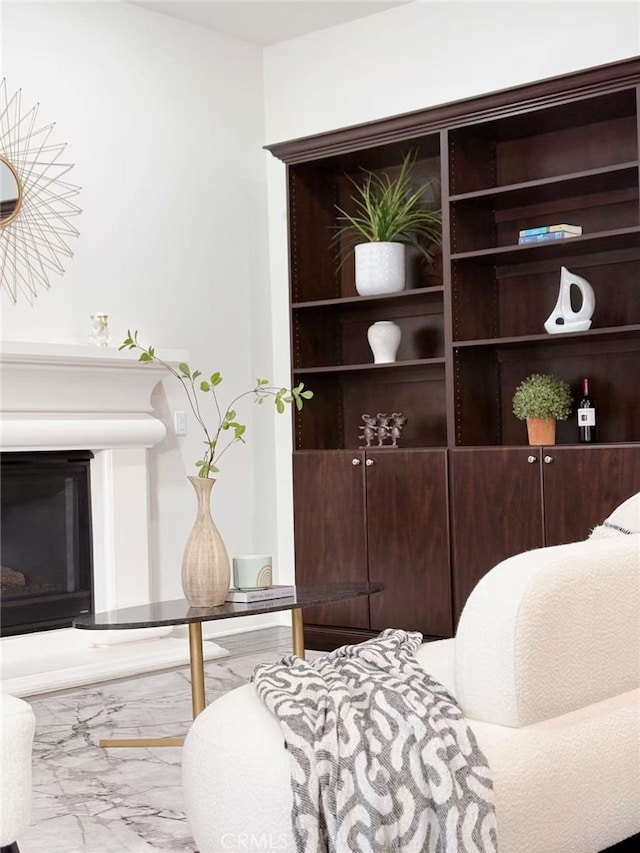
[253,628,497,853]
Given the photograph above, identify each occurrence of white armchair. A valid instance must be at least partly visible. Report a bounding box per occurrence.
[0,694,35,853]
[183,501,640,853]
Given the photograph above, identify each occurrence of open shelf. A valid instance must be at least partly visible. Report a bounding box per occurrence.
[292,286,444,310]
[289,145,443,304]
[453,324,640,349]
[293,361,447,451]
[294,357,446,375]
[448,87,637,195]
[449,162,639,209]
[293,296,446,370]
[454,341,640,447]
[451,226,640,263]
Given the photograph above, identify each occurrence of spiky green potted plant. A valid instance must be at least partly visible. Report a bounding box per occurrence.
[120,331,313,606]
[512,373,572,446]
[333,151,442,296]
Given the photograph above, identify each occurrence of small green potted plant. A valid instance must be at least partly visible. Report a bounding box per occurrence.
[512,373,572,446]
[334,151,442,296]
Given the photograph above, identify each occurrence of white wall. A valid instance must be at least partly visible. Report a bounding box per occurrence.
[264,1,640,142]
[0,2,280,630]
[262,0,640,577]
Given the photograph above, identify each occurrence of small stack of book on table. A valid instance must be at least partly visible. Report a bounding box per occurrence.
[226,584,295,603]
[518,224,583,244]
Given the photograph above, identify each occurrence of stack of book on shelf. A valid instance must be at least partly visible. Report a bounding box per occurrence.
[226,584,295,603]
[518,224,583,244]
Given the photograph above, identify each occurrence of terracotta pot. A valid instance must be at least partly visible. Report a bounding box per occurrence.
[181,476,230,606]
[526,417,556,446]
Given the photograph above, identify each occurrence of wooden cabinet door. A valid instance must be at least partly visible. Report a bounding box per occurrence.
[366,449,452,638]
[449,448,544,624]
[293,451,369,628]
[543,445,640,545]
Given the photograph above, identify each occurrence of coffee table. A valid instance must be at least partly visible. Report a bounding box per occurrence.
[73,581,382,749]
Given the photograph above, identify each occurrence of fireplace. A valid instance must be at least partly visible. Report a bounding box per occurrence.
[0,342,236,696]
[0,340,175,617]
[1,450,94,636]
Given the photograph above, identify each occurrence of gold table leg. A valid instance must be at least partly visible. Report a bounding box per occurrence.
[188,622,206,717]
[100,622,207,749]
[292,608,305,659]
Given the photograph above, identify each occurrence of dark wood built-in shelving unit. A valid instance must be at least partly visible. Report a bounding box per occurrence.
[268,58,640,651]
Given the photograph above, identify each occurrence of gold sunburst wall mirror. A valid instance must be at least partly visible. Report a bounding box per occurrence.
[0,80,81,304]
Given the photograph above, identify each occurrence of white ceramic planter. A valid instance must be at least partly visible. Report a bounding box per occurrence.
[367,321,402,364]
[355,242,405,296]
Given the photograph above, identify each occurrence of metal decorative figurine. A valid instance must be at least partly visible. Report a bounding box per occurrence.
[389,413,407,447]
[360,414,377,448]
[359,412,407,448]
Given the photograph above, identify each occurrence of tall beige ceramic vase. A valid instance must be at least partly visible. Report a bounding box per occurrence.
[181,476,230,607]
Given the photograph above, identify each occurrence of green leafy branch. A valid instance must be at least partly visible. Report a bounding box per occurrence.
[120,331,313,478]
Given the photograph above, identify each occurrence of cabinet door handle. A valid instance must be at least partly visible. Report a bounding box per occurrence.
[365,458,375,467]
[527,455,537,463]
[544,455,554,464]
[351,458,361,466]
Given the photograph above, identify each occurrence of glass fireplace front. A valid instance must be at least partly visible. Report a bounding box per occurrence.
[0,451,94,636]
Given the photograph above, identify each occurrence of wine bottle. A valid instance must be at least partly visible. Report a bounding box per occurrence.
[577,378,597,443]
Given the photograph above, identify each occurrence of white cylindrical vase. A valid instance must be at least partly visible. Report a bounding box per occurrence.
[367,321,402,364]
[355,242,405,296]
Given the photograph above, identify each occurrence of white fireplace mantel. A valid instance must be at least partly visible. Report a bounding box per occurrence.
[0,341,186,451]
[0,339,188,612]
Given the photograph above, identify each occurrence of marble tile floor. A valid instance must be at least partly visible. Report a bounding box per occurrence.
[18,629,296,853]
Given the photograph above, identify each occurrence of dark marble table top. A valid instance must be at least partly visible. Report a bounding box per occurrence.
[73,582,383,630]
